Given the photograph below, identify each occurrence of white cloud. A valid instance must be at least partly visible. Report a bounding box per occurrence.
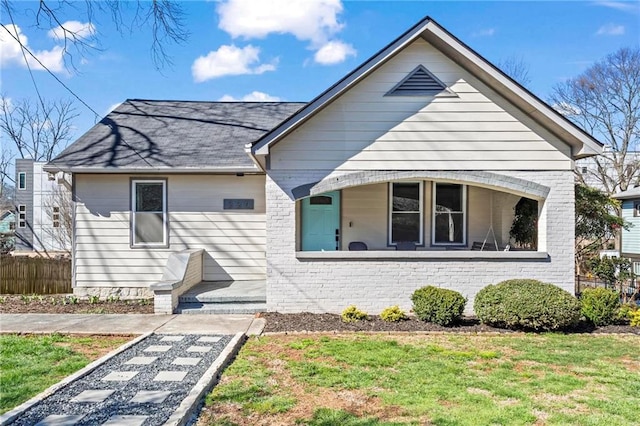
[0,24,65,73]
[552,102,581,117]
[48,21,96,41]
[472,28,496,37]
[595,1,640,14]
[314,40,356,65]
[596,23,625,35]
[192,44,277,82]
[218,0,344,45]
[216,0,354,65]
[219,91,282,101]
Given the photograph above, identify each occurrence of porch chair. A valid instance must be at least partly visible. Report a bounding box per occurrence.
[348,241,368,251]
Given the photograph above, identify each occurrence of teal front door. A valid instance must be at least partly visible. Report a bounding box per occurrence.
[301,191,340,251]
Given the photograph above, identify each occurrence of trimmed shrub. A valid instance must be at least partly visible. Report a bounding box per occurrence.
[617,303,638,323]
[380,305,407,322]
[411,286,466,326]
[341,305,368,323]
[631,310,640,327]
[474,279,581,331]
[580,287,620,326]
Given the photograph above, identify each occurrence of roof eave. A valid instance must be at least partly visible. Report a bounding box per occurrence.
[43,164,262,174]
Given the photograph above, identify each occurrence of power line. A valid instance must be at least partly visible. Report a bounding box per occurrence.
[0,23,154,168]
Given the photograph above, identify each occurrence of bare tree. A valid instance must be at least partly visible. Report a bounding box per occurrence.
[0,95,78,162]
[0,146,14,202]
[1,0,188,70]
[550,47,640,195]
[497,55,531,86]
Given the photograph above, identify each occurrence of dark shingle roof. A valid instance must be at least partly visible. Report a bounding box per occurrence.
[48,100,305,171]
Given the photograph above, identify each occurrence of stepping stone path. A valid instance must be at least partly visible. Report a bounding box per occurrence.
[8,334,233,426]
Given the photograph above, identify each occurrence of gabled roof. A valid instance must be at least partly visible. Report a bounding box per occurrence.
[252,16,602,159]
[47,100,305,173]
[613,186,640,200]
[0,210,14,221]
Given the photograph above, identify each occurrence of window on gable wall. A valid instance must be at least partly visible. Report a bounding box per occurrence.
[432,183,467,245]
[389,182,423,245]
[131,180,167,247]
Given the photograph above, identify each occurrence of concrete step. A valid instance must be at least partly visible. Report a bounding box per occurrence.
[178,294,265,304]
[175,302,267,315]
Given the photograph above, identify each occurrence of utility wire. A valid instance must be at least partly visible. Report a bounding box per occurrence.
[1,24,154,168]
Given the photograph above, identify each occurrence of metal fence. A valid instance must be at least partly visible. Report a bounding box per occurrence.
[0,256,72,294]
[575,275,639,303]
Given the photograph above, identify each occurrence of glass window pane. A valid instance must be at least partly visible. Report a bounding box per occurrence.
[310,196,332,205]
[434,212,464,243]
[19,173,26,189]
[436,184,462,212]
[136,183,163,212]
[134,212,164,244]
[393,183,420,212]
[392,213,420,243]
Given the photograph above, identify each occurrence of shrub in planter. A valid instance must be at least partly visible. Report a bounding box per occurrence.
[380,305,407,322]
[341,305,368,323]
[411,286,466,326]
[617,303,638,323]
[474,279,581,331]
[580,287,620,326]
[631,310,640,327]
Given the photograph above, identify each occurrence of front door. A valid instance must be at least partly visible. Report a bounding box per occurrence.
[301,191,340,251]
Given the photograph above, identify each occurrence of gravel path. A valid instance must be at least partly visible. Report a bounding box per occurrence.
[8,334,232,426]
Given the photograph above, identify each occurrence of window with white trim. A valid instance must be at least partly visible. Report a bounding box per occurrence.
[18,172,26,190]
[432,183,466,245]
[389,182,423,245]
[17,205,26,228]
[131,180,167,247]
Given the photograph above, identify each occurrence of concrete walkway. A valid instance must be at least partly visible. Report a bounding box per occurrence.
[0,313,265,335]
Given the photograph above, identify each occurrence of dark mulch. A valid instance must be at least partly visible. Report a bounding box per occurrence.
[260,312,640,335]
[0,295,154,314]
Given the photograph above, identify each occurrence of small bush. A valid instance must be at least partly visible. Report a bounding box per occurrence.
[380,306,407,322]
[617,303,638,323]
[474,279,581,331]
[341,305,368,323]
[411,286,466,326]
[580,287,620,326]
[631,310,640,327]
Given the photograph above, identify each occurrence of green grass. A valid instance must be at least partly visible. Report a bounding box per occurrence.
[202,333,640,425]
[0,334,130,413]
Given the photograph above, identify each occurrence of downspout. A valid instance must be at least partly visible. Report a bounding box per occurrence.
[245,143,266,173]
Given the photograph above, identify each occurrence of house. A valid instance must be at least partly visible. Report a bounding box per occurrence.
[0,210,15,253]
[45,17,602,314]
[575,151,640,193]
[14,159,72,255]
[613,187,640,275]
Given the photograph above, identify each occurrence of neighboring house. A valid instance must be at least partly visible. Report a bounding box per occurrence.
[46,17,602,313]
[0,210,15,233]
[613,187,640,275]
[575,151,640,193]
[14,159,72,255]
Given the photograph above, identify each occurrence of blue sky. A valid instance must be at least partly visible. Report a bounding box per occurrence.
[1,0,639,157]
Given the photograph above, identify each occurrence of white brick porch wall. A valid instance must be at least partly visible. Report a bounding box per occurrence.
[265,170,575,314]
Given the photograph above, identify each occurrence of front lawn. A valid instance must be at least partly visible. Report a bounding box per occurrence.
[200,333,640,426]
[0,334,132,413]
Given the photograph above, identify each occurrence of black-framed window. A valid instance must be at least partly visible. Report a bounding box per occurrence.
[131,180,167,247]
[634,201,640,217]
[389,182,423,245]
[52,206,60,228]
[17,204,26,228]
[18,172,26,190]
[432,183,466,245]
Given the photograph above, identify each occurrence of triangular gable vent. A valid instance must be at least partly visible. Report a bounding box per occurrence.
[386,65,453,96]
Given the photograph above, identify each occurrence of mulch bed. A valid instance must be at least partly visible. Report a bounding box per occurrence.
[260,312,640,335]
[0,295,154,314]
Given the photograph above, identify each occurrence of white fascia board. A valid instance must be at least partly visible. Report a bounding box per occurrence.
[42,165,261,174]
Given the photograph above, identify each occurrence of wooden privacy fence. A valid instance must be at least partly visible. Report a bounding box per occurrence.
[0,256,72,294]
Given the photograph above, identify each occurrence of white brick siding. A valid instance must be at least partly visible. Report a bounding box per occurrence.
[265,170,575,314]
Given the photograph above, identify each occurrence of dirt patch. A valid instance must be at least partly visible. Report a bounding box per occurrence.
[53,334,134,358]
[260,312,640,335]
[0,295,153,314]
